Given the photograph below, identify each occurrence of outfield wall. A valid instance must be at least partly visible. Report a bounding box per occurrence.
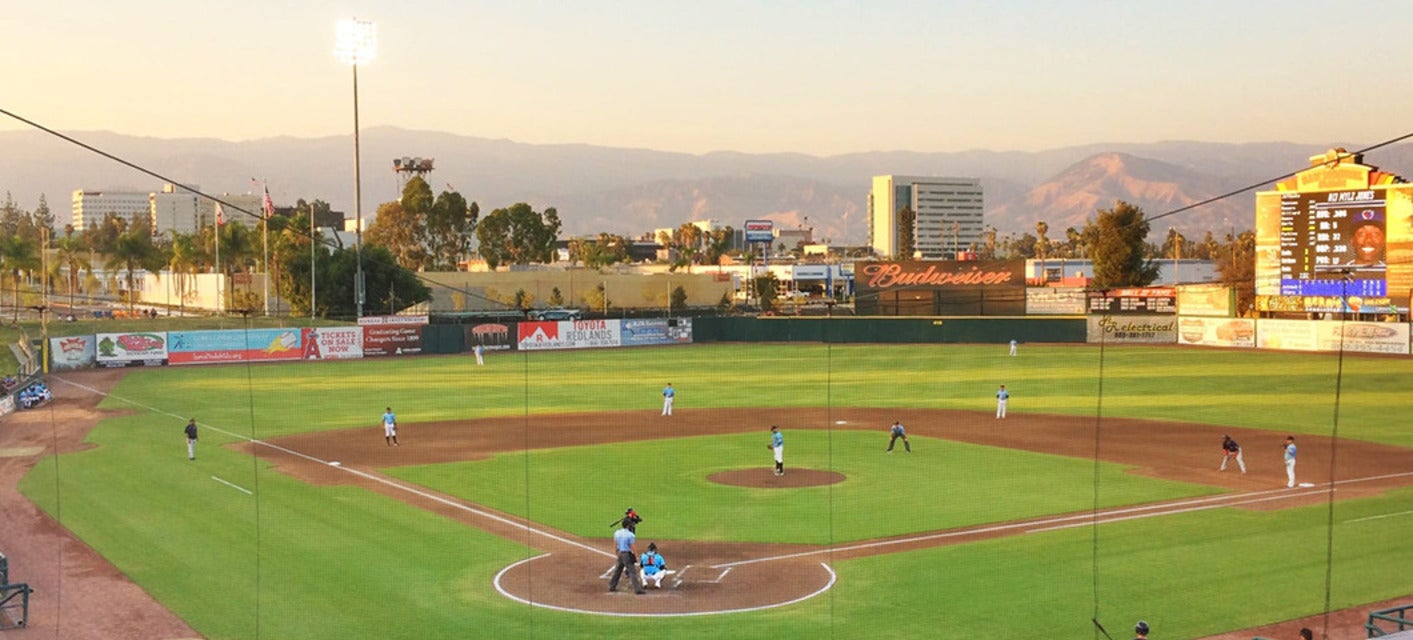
[692,317,1086,344]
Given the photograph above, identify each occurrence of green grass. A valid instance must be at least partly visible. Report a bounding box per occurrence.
[19,343,1413,639]
[388,430,1219,543]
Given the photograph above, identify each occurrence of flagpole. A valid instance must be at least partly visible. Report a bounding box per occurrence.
[262,181,271,316]
[311,204,317,318]
[215,205,222,315]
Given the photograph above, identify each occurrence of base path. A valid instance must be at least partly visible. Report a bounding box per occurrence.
[258,407,1413,619]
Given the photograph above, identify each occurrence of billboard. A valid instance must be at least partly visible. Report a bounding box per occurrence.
[1254,156,1413,313]
[1087,288,1176,314]
[96,332,169,367]
[744,219,774,243]
[1257,318,1409,354]
[302,327,364,360]
[49,335,97,370]
[518,319,625,351]
[168,329,304,365]
[855,260,1026,316]
[1177,317,1256,348]
[1176,285,1234,317]
[1086,315,1176,344]
[465,322,517,352]
[621,318,693,346]
[363,324,424,357]
[1025,288,1086,315]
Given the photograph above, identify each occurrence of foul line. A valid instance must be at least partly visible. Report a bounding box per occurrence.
[211,475,253,495]
[1345,509,1413,524]
[493,555,837,618]
[55,375,612,560]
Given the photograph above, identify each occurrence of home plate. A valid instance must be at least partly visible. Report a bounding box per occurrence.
[329,461,342,467]
[1298,482,1315,488]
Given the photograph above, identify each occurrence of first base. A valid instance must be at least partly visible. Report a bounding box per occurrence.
[329,461,342,467]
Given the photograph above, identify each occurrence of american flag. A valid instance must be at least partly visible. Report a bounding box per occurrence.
[215,202,226,226]
[252,178,275,219]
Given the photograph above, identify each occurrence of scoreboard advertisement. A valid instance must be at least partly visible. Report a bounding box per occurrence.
[1255,169,1413,314]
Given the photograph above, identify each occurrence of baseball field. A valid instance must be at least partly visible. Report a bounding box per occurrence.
[7,342,1413,639]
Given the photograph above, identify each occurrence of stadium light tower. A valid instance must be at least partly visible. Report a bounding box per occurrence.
[336,18,376,318]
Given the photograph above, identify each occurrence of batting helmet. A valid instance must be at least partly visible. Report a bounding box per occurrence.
[1135,621,1150,635]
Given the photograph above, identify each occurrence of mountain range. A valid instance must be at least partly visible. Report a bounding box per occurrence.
[3,126,1411,245]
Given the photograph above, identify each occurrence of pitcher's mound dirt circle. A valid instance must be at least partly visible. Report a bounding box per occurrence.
[709,468,846,488]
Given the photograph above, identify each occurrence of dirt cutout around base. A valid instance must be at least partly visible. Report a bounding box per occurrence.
[708,467,845,488]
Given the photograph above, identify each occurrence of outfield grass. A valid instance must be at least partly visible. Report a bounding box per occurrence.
[19,343,1413,639]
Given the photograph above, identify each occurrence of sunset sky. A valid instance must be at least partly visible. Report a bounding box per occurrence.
[5,0,1413,155]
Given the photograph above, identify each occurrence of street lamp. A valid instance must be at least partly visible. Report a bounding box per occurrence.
[336,18,376,318]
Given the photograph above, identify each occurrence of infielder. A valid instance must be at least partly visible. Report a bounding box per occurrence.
[383,407,399,447]
[661,383,675,416]
[184,418,198,460]
[1284,436,1297,487]
[770,425,784,476]
[995,385,1009,419]
[1220,434,1245,473]
[886,420,911,453]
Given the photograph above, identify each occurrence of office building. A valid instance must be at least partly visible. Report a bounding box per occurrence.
[868,176,984,259]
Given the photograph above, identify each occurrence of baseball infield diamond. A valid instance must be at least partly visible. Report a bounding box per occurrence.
[251,407,1413,617]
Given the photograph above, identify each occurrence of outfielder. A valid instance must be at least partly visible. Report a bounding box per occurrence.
[383,407,399,447]
[1284,436,1297,488]
[184,418,198,460]
[661,383,675,416]
[770,425,784,476]
[995,385,1009,419]
[1220,434,1245,473]
[887,420,911,453]
[1009,339,1017,356]
[474,343,485,366]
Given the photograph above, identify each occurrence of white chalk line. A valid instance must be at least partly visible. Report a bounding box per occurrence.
[210,475,252,495]
[55,375,612,560]
[494,555,837,618]
[1345,509,1413,524]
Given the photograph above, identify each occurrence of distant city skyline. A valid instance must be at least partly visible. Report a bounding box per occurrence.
[5,1,1413,156]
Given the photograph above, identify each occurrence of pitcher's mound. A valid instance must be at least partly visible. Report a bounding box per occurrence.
[709,468,846,488]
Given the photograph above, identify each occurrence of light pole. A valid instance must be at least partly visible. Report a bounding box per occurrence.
[336,18,376,318]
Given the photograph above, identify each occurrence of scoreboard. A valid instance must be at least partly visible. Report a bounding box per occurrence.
[1087,288,1176,314]
[1277,189,1386,297]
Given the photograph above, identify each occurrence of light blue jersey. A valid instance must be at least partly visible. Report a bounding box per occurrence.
[663,386,675,398]
[1285,443,1296,461]
[383,411,396,426]
[613,527,636,552]
[772,431,784,448]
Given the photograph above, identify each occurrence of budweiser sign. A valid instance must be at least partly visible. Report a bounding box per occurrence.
[857,261,1021,290]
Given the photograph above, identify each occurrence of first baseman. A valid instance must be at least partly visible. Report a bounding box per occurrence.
[383,407,399,447]
[184,418,198,460]
[995,385,1009,419]
[661,383,675,416]
[887,421,911,453]
[1284,436,1297,487]
[770,425,784,476]
[1220,434,1245,473]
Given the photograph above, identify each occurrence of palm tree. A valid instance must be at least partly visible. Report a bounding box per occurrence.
[166,231,201,315]
[104,227,159,313]
[52,235,91,310]
[1035,221,1050,284]
[0,235,38,323]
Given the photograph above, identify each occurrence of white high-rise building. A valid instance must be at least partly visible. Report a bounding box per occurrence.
[72,190,150,232]
[868,176,984,260]
[151,183,203,235]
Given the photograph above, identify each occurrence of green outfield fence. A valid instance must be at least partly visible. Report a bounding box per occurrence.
[690,316,1086,344]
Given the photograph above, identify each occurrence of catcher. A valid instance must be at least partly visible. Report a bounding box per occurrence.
[1220,435,1245,473]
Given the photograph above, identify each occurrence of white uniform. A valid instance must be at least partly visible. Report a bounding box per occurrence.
[1284,441,1297,487]
[474,344,485,366]
[1009,339,1017,356]
[662,384,675,416]
[996,386,1009,419]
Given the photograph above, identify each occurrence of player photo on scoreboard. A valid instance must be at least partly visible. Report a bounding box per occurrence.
[1315,207,1386,278]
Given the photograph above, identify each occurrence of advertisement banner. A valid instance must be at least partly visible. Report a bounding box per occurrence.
[1025,288,1086,315]
[1176,286,1234,317]
[302,327,364,360]
[1086,315,1177,344]
[1255,319,1319,352]
[621,318,693,346]
[1088,288,1177,314]
[96,332,169,367]
[744,219,774,243]
[1316,321,1411,354]
[168,329,304,365]
[49,335,98,370]
[1176,317,1256,348]
[465,322,517,352]
[855,260,1026,316]
[362,324,424,357]
[519,319,625,350]
[357,315,430,326]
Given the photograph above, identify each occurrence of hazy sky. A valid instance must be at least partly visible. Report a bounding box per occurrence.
[6,0,1413,155]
